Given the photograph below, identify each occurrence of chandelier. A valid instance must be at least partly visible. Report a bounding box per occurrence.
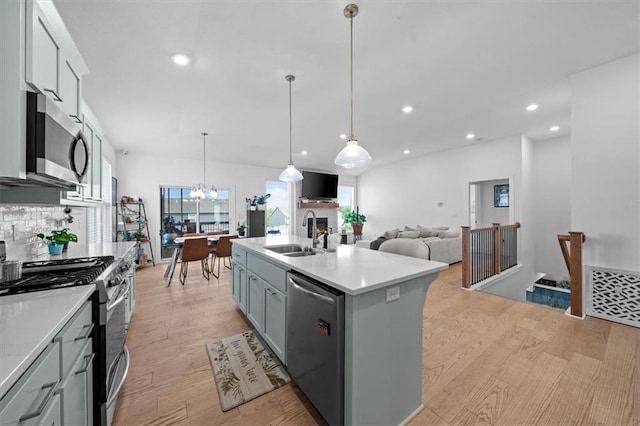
[190,132,218,199]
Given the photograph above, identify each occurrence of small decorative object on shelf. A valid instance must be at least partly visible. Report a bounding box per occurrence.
[246,194,271,210]
[117,201,155,266]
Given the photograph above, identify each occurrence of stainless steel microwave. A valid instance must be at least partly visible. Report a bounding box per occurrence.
[24,91,89,188]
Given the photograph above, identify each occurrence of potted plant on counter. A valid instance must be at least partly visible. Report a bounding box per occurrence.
[343,208,366,236]
[37,228,78,255]
[236,223,247,237]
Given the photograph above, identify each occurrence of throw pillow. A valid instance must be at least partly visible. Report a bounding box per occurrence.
[382,228,400,239]
[438,227,461,238]
[434,226,450,230]
[404,226,417,231]
[417,225,439,238]
[398,230,420,239]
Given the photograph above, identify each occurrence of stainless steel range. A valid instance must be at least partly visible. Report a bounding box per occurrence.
[0,254,133,426]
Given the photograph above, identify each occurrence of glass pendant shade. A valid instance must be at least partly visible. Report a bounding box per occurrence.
[279,163,303,182]
[334,138,371,168]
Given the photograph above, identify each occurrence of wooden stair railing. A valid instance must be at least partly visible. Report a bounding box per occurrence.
[462,222,521,289]
[557,232,586,317]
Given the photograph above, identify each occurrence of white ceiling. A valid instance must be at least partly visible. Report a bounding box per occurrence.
[53,0,639,176]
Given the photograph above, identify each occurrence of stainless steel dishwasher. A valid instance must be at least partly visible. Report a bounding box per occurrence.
[286,271,345,425]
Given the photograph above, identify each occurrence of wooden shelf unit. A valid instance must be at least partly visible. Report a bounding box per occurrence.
[298,202,339,209]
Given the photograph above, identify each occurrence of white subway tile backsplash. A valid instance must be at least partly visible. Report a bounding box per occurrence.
[0,205,67,255]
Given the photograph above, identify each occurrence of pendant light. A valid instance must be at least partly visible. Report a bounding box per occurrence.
[334,3,372,169]
[279,75,304,182]
[190,132,218,199]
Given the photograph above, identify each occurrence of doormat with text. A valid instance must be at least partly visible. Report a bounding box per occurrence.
[205,330,290,411]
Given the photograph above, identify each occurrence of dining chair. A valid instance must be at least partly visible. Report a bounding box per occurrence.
[179,237,210,285]
[210,235,238,278]
[206,231,224,259]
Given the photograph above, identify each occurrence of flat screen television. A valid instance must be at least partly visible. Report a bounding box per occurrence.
[301,171,338,200]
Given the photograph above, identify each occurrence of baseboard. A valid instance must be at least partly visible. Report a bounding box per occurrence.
[399,404,424,426]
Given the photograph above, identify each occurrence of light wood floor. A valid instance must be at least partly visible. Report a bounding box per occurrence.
[114,262,639,426]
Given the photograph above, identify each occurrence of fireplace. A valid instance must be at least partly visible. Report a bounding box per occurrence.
[307,217,328,238]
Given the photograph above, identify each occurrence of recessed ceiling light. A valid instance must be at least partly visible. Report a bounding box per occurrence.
[403,149,410,154]
[526,103,539,111]
[171,54,191,66]
[301,150,308,156]
[466,133,475,140]
[402,106,413,113]
[549,125,560,132]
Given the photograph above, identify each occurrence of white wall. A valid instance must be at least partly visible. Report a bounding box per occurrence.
[571,53,640,272]
[357,135,522,240]
[532,135,571,281]
[478,179,510,227]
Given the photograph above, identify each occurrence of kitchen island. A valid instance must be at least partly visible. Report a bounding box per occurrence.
[232,235,448,426]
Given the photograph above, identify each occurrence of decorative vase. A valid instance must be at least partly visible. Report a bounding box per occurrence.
[352,224,364,235]
[48,244,64,255]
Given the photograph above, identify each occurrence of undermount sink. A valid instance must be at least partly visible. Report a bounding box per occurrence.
[264,244,317,257]
[282,251,317,257]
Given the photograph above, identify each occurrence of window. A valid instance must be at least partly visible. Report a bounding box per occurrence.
[160,186,231,258]
[337,185,354,232]
[265,181,290,235]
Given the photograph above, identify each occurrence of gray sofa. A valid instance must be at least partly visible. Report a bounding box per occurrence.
[355,225,462,264]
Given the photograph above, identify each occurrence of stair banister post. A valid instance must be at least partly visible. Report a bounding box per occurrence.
[492,223,501,275]
[569,231,586,317]
[461,226,471,288]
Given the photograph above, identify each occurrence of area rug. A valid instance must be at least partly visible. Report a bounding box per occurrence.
[205,330,291,411]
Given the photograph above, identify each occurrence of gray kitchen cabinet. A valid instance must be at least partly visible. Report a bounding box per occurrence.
[25,0,89,113]
[61,60,82,123]
[263,284,286,363]
[127,261,137,324]
[26,1,62,103]
[0,341,61,425]
[57,339,93,426]
[246,273,265,331]
[0,299,94,426]
[24,392,61,426]
[232,263,247,313]
[231,251,287,363]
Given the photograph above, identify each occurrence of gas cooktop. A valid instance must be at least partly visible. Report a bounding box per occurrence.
[0,256,115,295]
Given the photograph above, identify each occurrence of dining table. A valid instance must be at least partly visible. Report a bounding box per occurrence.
[164,235,219,286]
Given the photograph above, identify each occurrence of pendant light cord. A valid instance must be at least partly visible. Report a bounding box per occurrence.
[289,78,293,165]
[349,14,354,140]
[202,132,207,187]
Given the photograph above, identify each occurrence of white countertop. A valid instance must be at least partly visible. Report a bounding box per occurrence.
[8,242,136,262]
[233,235,448,295]
[0,285,95,398]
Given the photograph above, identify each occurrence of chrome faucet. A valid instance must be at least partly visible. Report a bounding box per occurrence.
[302,210,319,248]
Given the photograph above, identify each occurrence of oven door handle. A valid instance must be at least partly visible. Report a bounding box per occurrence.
[106,280,130,313]
[106,346,130,407]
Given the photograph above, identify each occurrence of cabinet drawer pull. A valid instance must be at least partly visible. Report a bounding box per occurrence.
[249,276,257,281]
[19,381,58,421]
[266,288,276,296]
[75,353,95,375]
[43,89,62,102]
[70,114,82,124]
[75,323,94,341]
